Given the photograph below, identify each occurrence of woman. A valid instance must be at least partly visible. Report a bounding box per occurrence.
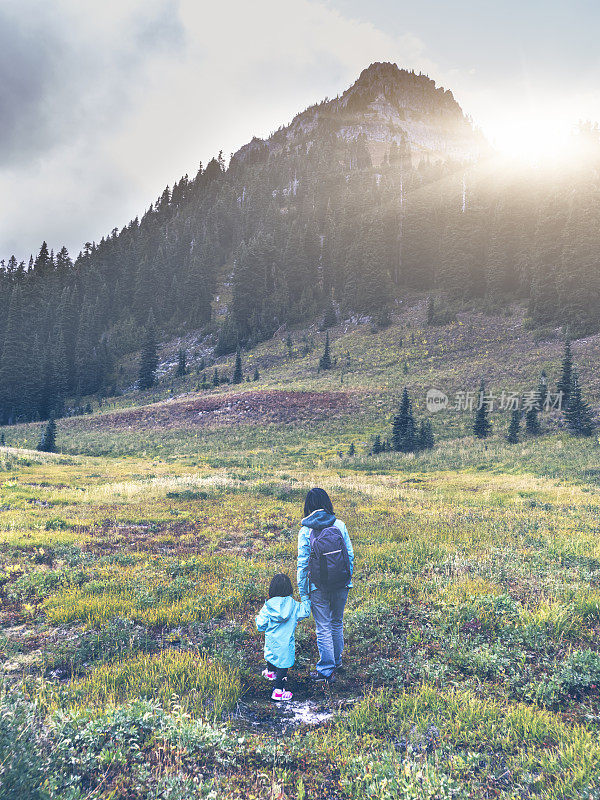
[297,487,354,683]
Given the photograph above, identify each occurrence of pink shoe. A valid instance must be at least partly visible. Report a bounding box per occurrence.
[262,668,276,681]
[271,688,293,701]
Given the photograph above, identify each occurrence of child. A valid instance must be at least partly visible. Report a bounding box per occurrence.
[256,573,311,701]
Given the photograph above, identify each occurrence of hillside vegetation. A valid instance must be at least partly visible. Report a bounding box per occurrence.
[5,296,599,463]
[1,61,600,428]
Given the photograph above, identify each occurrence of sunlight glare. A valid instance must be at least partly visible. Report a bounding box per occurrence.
[488,115,573,165]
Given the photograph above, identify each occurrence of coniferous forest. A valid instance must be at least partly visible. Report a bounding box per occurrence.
[1,65,599,425]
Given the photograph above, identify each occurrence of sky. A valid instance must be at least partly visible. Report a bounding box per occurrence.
[1,0,599,262]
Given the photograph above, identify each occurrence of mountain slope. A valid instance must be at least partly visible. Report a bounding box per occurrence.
[0,62,598,427]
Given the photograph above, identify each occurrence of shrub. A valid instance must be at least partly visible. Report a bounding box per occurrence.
[44,518,73,531]
[540,649,600,704]
[48,700,166,797]
[6,569,65,604]
[48,701,236,798]
[365,654,425,688]
[0,691,49,800]
[457,594,521,634]
[451,641,524,681]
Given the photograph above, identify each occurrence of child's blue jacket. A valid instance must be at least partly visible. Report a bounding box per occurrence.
[255,595,311,669]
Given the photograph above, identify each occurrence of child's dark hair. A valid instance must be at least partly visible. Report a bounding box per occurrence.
[269,573,293,598]
[304,487,334,518]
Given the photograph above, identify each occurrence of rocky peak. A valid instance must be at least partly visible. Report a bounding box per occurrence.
[234,62,484,167]
[339,61,463,118]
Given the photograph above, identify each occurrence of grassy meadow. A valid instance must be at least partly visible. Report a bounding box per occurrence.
[2,304,600,799]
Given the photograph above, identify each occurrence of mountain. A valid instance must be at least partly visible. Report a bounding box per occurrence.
[0,62,599,425]
[235,62,485,167]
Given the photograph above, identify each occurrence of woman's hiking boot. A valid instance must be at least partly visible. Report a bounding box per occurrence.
[309,670,335,684]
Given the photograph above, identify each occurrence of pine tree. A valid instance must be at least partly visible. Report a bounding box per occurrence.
[230,234,277,345]
[557,340,573,408]
[37,417,57,452]
[348,442,355,456]
[232,347,243,384]
[253,367,260,381]
[525,403,540,435]
[75,305,103,397]
[374,305,391,329]
[215,315,239,357]
[426,295,435,325]
[138,313,158,390]
[24,336,43,422]
[55,246,72,276]
[506,409,520,443]
[320,301,337,331]
[538,370,548,410]
[473,380,492,438]
[212,367,219,386]
[53,329,69,402]
[529,197,563,326]
[33,241,51,276]
[0,288,25,423]
[355,210,392,314]
[372,434,382,454]
[392,388,417,452]
[319,331,332,371]
[418,419,434,450]
[184,242,214,328]
[176,349,187,377]
[437,214,473,301]
[564,370,595,436]
[56,288,80,394]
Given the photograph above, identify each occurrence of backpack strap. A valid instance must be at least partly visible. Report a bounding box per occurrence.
[308,528,318,597]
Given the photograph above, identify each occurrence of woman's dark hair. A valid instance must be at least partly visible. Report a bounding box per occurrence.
[269,573,293,598]
[303,487,334,518]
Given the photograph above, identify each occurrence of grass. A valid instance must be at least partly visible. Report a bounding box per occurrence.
[42,558,263,628]
[330,685,600,799]
[66,649,241,720]
[2,304,600,797]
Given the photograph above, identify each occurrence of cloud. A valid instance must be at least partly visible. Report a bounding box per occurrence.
[0,0,185,258]
[0,7,58,165]
[0,0,434,260]
[0,0,183,168]
[105,0,435,183]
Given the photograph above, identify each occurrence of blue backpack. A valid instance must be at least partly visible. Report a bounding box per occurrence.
[308,526,351,591]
